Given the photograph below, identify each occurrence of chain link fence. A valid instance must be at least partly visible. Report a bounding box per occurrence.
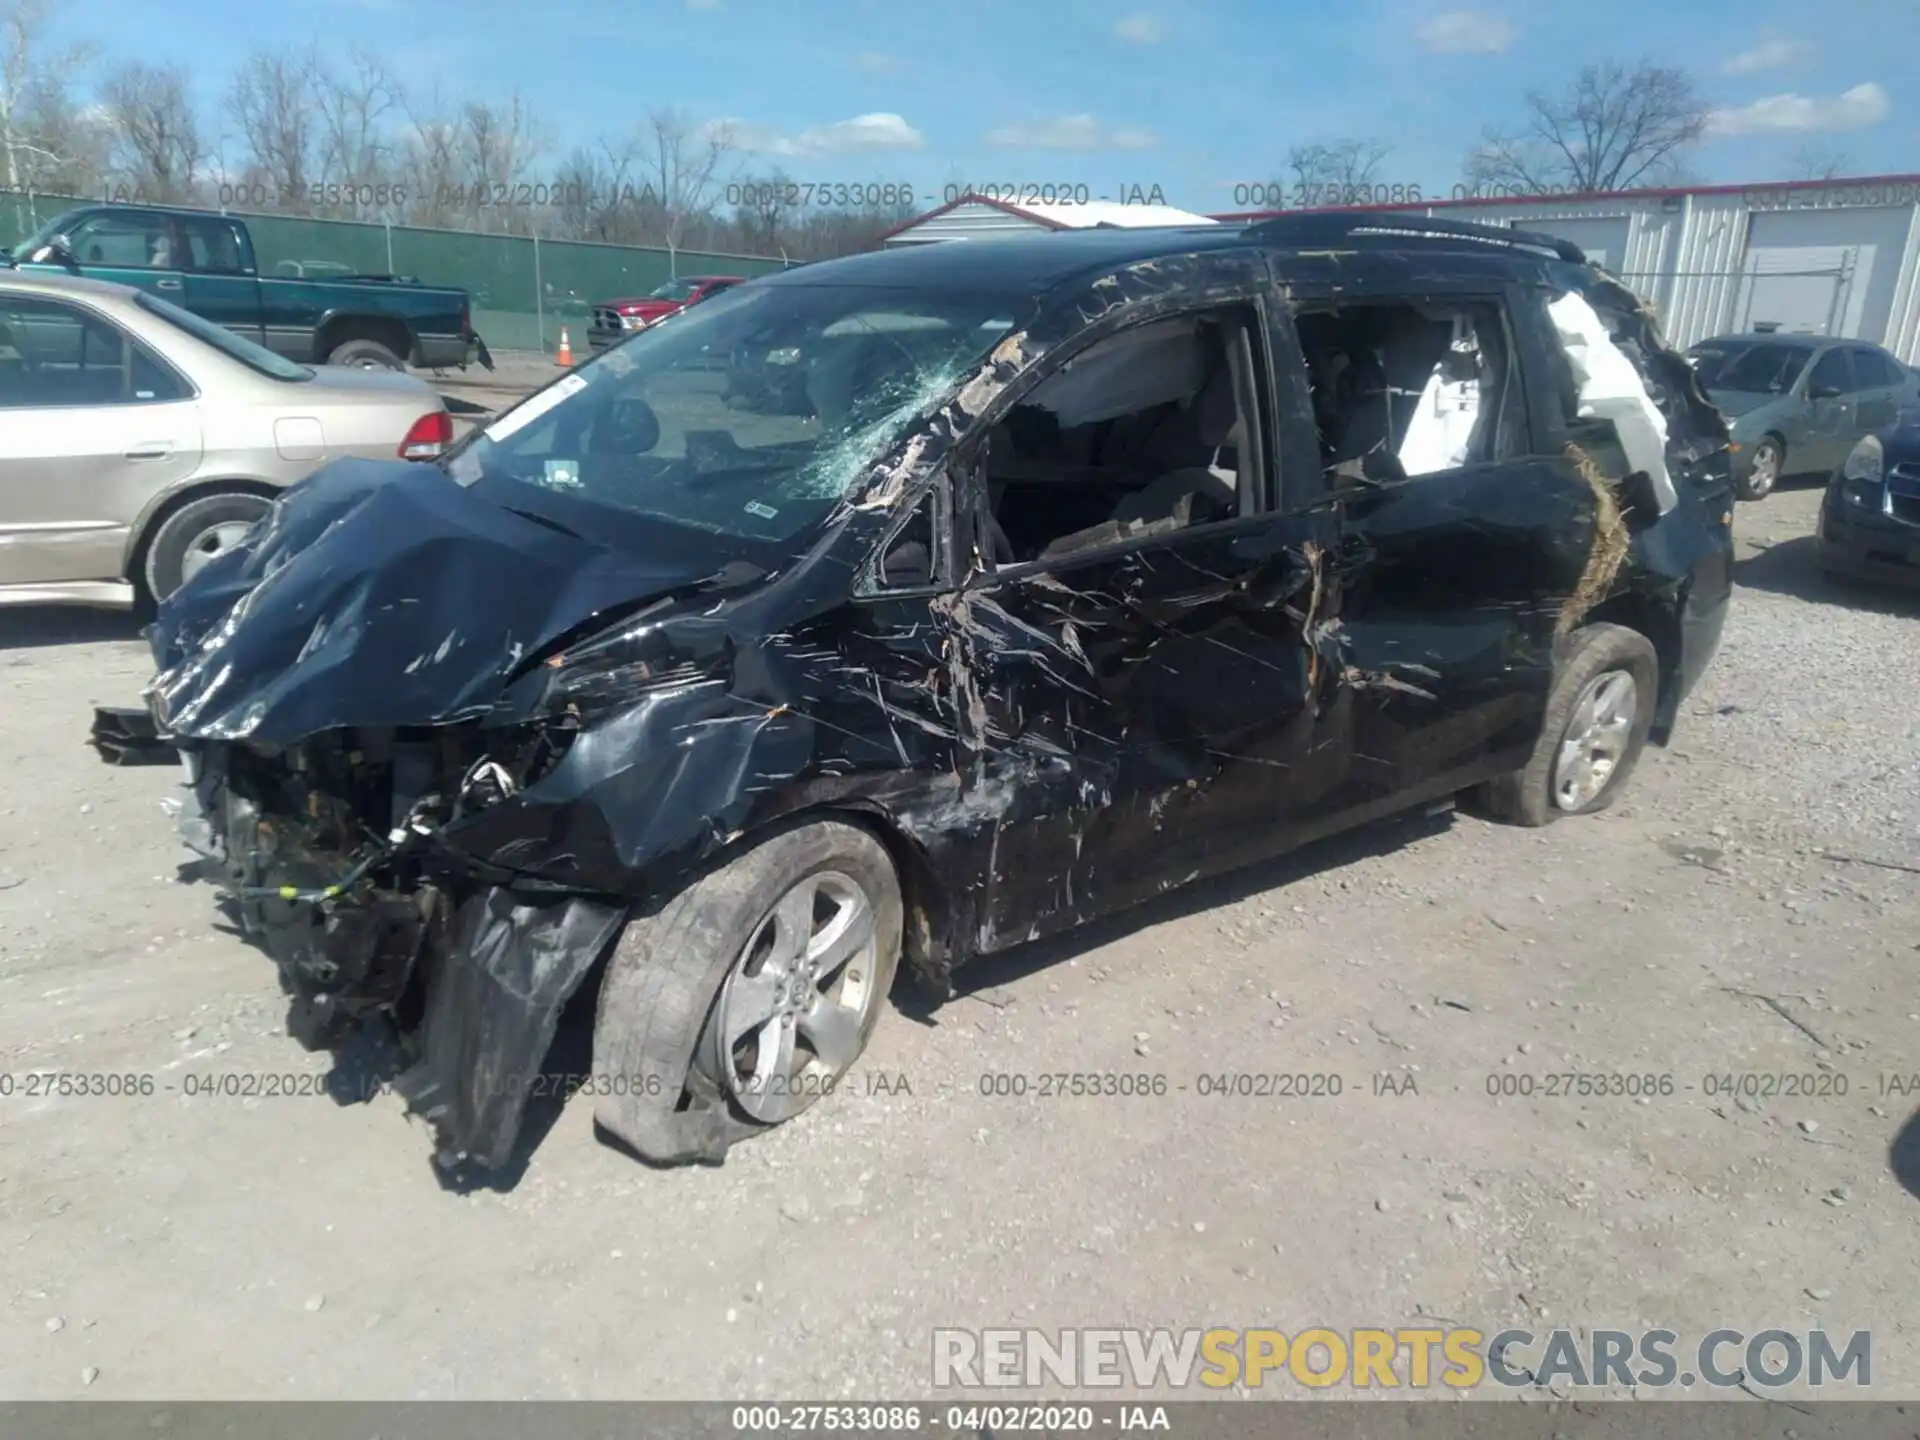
[2,191,791,356]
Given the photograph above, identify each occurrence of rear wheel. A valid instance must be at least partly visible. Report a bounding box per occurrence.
[1475,622,1659,827]
[141,491,274,605]
[591,818,902,1163]
[325,336,408,371]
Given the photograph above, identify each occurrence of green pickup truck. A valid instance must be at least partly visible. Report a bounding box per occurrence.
[9,204,490,372]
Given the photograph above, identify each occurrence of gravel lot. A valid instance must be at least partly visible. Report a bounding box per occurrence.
[1,476,1917,1402]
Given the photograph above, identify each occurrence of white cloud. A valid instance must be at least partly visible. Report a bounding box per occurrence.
[1114,14,1163,43]
[984,113,1160,151]
[717,112,926,156]
[1721,37,1810,74]
[851,51,903,73]
[1415,9,1515,53]
[1706,82,1891,135]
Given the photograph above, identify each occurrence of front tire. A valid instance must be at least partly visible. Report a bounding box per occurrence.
[142,491,274,604]
[1736,436,1784,501]
[591,818,902,1164]
[1476,622,1659,827]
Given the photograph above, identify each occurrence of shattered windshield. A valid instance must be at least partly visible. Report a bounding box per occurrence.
[445,281,1017,545]
[1690,341,1811,395]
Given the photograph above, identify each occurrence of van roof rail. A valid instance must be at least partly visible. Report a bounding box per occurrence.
[1242,210,1588,265]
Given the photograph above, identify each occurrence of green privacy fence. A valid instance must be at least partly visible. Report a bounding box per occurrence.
[2,191,791,355]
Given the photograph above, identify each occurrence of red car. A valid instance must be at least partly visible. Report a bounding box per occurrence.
[588,275,746,351]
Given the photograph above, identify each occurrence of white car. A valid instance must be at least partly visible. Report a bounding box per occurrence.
[0,267,452,607]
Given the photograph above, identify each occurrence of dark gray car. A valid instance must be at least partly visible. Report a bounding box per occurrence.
[1686,332,1918,501]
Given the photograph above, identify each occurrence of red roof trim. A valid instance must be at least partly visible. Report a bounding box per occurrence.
[1208,171,1920,222]
[877,192,1071,242]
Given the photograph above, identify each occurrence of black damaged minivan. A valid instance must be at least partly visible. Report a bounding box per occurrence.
[96,213,1736,1170]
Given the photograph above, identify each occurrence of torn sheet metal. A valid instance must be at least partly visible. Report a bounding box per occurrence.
[1547,289,1678,516]
[394,889,625,1170]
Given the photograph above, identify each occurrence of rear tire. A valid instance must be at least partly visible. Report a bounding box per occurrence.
[1475,622,1659,827]
[141,491,274,605]
[591,818,902,1164]
[325,336,408,370]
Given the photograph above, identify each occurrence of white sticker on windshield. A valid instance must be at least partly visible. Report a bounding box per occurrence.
[542,459,582,489]
[744,501,779,519]
[482,371,590,444]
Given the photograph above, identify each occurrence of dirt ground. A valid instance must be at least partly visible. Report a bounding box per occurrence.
[2,471,1917,1402]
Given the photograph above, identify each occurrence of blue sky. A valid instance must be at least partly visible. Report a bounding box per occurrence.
[44,0,1920,212]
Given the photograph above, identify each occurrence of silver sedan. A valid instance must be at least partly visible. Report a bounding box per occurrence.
[0,268,452,607]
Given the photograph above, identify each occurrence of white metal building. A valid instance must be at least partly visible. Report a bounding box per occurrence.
[882,194,1218,246]
[1217,173,1920,363]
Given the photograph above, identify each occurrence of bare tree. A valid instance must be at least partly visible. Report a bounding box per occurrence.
[454,90,548,233]
[99,61,207,202]
[226,47,320,207]
[637,107,733,259]
[315,48,405,217]
[1788,141,1852,182]
[16,83,109,194]
[392,83,460,228]
[1,0,94,192]
[551,134,654,242]
[1286,138,1392,202]
[1465,59,1708,195]
[730,166,798,254]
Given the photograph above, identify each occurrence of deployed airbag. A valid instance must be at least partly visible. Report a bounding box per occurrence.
[1547,291,1677,515]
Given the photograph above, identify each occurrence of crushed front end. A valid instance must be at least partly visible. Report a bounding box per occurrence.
[97,457,764,1171]
[166,716,628,1170]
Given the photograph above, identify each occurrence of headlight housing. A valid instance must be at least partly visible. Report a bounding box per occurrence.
[532,612,719,722]
[1842,434,1884,484]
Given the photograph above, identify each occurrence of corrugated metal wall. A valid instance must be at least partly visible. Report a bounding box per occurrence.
[1387,184,1920,361]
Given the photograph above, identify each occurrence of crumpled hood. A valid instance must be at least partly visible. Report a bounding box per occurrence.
[148,459,725,748]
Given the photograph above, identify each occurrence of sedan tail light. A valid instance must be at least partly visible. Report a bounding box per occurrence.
[399,410,453,460]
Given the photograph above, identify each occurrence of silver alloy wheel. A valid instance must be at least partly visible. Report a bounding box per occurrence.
[1748,440,1781,498]
[713,869,881,1124]
[179,514,266,585]
[1551,669,1638,811]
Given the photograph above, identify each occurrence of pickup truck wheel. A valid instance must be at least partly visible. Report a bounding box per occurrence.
[143,492,274,604]
[591,818,902,1164]
[1474,622,1658,827]
[325,337,407,371]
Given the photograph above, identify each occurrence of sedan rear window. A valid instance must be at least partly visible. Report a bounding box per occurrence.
[1689,341,1810,395]
[133,291,312,382]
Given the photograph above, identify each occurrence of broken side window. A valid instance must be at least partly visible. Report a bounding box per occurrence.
[976,307,1268,567]
[1294,298,1524,487]
[873,480,945,590]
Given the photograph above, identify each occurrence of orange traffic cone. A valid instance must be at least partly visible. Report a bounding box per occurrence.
[555,328,573,366]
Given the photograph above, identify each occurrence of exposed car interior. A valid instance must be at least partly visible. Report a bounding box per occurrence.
[1294,300,1522,484]
[972,299,1549,568]
[978,309,1265,564]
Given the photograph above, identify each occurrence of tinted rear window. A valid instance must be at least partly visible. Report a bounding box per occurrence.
[1690,341,1810,394]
